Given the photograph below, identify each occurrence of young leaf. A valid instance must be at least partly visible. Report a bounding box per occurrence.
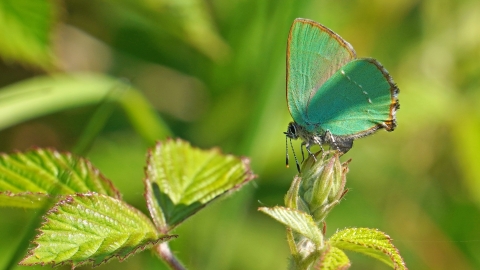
[145,139,255,232]
[20,193,176,268]
[259,206,323,247]
[0,0,57,69]
[328,228,406,269]
[316,244,350,270]
[0,149,120,208]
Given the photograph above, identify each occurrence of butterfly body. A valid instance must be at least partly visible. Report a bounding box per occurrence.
[285,18,399,166]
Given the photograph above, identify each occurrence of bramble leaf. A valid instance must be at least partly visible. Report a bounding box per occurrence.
[0,149,120,208]
[20,193,175,268]
[145,139,255,232]
[259,206,323,247]
[316,244,350,270]
[328,228,406,269]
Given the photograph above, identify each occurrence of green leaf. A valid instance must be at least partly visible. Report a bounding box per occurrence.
[19,193,175,268]
[0,0,57,69]
[0,73,171,142]
[316,245,350,270]
[328,228,406,269]
[144,138,255,231]
[259,206,323,247]
[0,149,120,208]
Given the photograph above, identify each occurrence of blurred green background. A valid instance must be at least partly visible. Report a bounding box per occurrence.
[0,0,479,269]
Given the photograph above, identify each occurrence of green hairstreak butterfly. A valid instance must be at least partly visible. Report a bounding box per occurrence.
[284,18,399,171]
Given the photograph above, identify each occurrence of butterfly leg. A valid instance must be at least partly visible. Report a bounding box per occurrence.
[305,143,317,162]
[324,130,338,149]
[300,141,306,162]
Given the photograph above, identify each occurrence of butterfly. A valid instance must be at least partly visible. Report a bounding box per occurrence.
[284,18,399,172]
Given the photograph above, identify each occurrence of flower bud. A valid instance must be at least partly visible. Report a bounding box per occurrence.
[296,151,349,224]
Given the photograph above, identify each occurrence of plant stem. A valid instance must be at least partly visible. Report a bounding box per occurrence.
[156,242,186,270]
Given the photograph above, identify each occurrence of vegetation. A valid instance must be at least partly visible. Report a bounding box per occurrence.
[0,0,479,269]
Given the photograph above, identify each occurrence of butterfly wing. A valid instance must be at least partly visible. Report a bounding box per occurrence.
[305,58,399,138]
[287,18,356,127]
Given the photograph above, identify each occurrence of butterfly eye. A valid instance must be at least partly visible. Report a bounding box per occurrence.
[285,122,298,139]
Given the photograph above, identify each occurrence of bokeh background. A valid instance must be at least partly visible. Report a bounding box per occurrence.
[1,0,479,269]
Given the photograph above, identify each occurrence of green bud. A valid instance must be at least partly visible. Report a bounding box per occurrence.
[297,151,349,224]
[285,176,306,212]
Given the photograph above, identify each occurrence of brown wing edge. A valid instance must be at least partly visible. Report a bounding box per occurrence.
[333,58,399,141]
[286,18,357,117]
[364,58,400,132]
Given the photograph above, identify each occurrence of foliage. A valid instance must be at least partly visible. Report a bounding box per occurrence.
[261,152,406,269]
[0,141,254,268]
[0,0,479,269]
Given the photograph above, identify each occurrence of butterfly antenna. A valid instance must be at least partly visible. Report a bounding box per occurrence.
[289,138,301,172]
[285,136,290,168]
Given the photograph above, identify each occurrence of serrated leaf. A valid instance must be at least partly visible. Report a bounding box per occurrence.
[329,228,407,269]
[259,206,323,247]
[145,138,255,231]
[0,0,57,69]
[20,193,175,268]
[0,149,120,208]
[316,245,350,270]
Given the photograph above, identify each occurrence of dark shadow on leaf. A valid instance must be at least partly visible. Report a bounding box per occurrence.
[151,182,205,229]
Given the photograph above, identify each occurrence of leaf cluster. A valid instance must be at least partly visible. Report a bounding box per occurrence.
[0,140,255,268]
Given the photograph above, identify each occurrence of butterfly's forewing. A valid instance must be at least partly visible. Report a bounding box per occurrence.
[306,58,399,137]
[287,19,356,127]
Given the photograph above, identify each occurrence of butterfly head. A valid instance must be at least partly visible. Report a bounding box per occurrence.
[284,122,299,140]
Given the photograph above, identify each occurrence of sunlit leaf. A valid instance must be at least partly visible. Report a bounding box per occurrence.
[0,149,120,208]
[0,0,57,69]
[316,245,350,270]
[259,206,323,247]
[145,138,255,231]
[329,228,406,269]
[20,193,175,268]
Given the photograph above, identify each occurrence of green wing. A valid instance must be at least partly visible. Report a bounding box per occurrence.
[287,18,356,127]
[305,58,399,138]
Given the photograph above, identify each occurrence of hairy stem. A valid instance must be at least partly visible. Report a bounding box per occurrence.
[156,242,186,270]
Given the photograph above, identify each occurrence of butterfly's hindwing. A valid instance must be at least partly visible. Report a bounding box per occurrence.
[305,58,399,138]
